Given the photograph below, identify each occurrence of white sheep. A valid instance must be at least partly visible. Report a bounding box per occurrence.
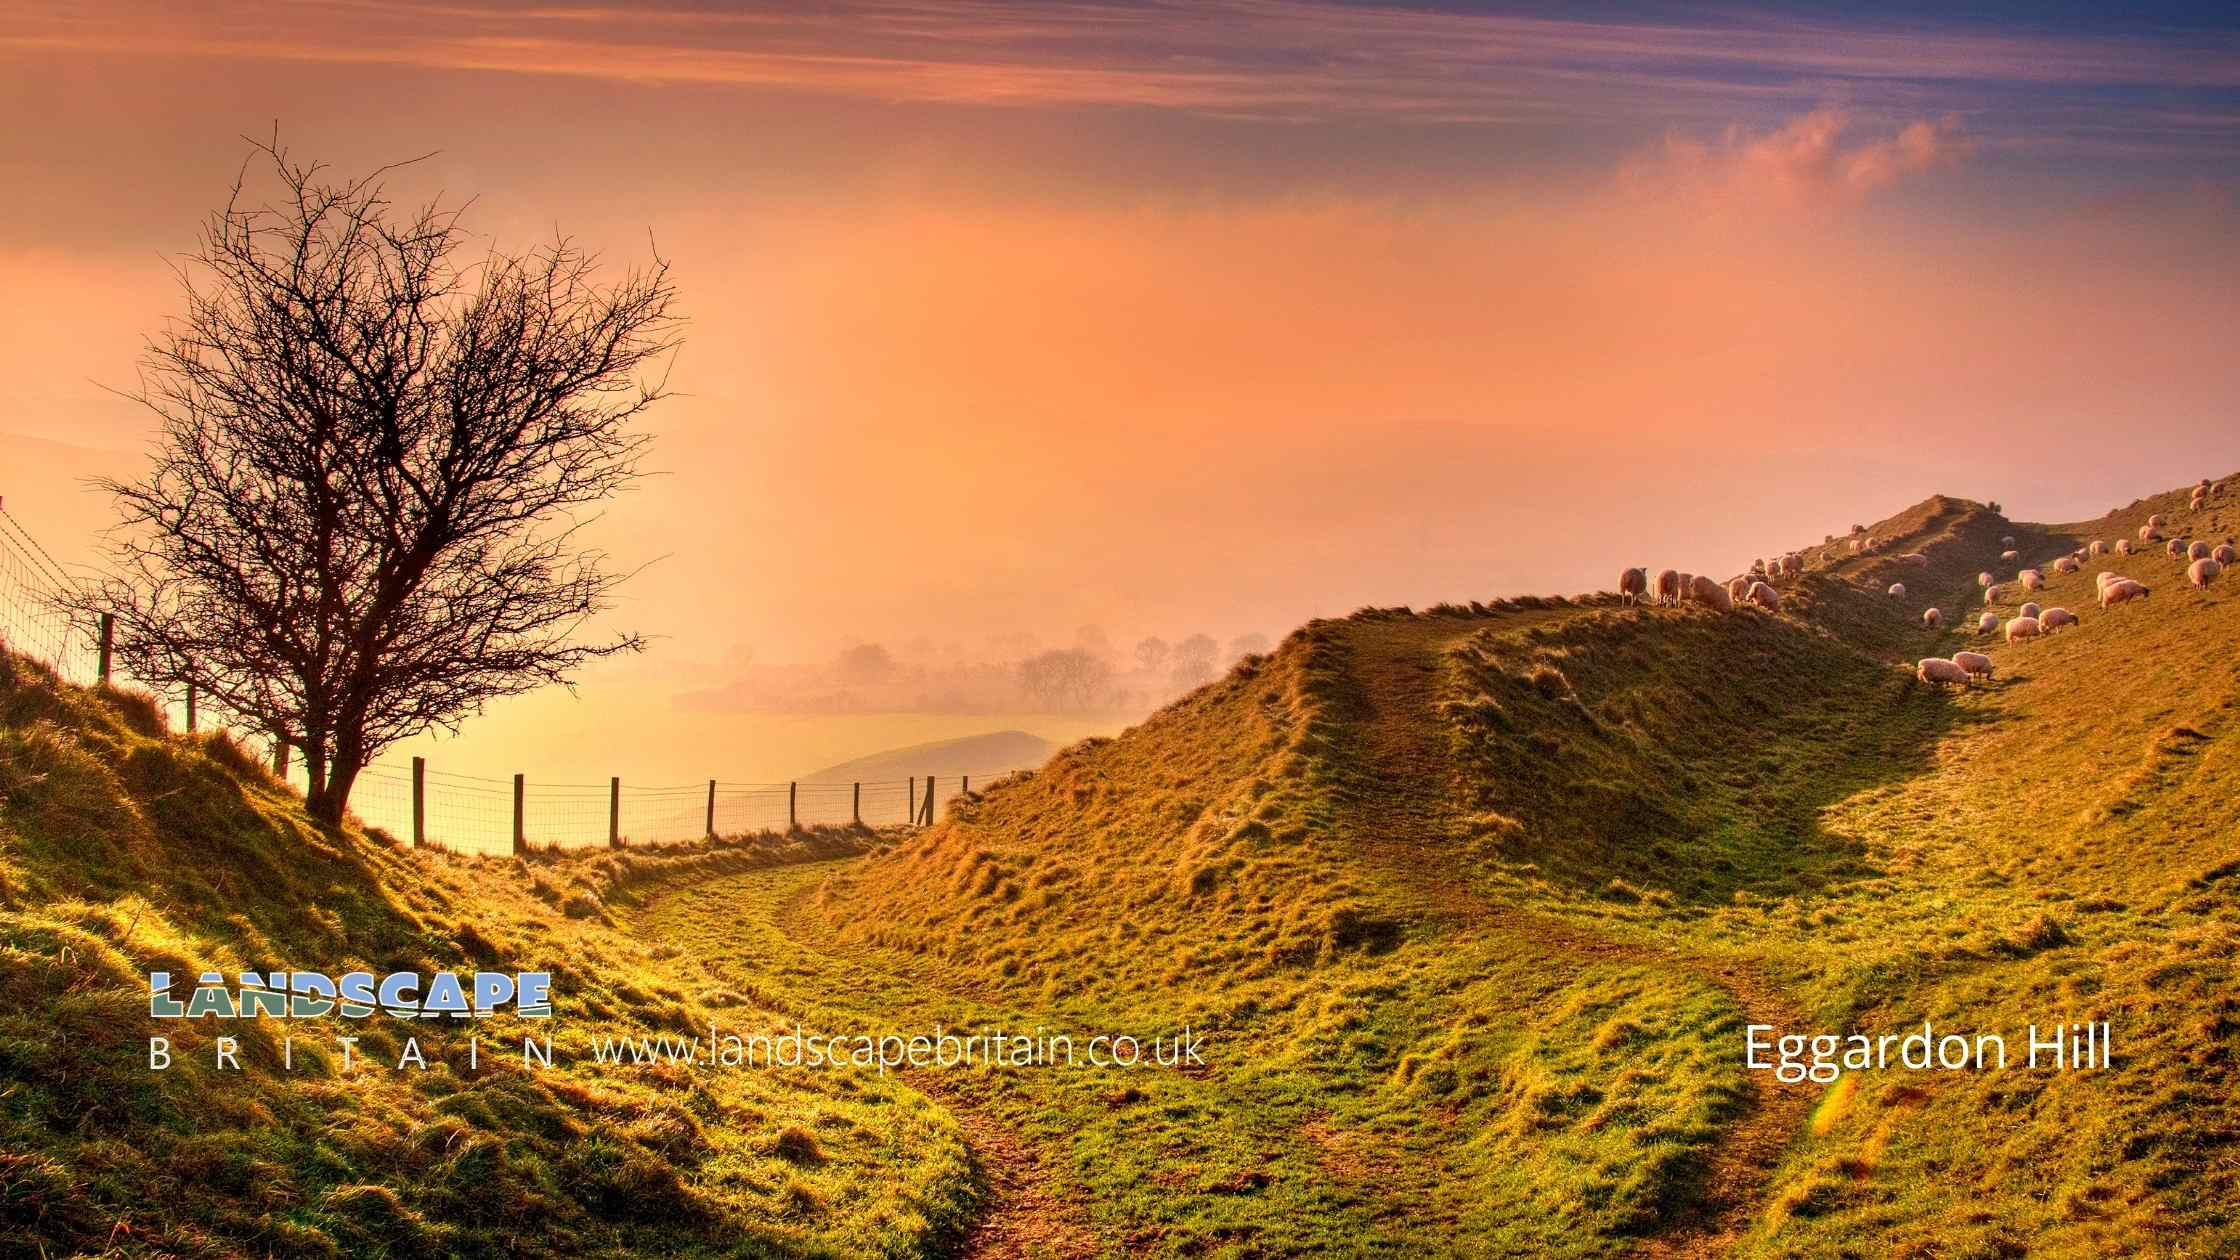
[2214,544,2238,565]
[2000,549,2019,561]
[1923,608,1943,628]
[2041,607,2077,631]
[1888,582,1907,598]
[1618,567,1648,604]
[2166,539,2189,559]
[2088,540,2107,556]
[1727,574,1754,603]
[2005,616,2042,642]
[2140,525,2162,543]
[2019,568,2044,590]
[2054,557,2079,574]
[2188,540,2211,561]
[1898,552,1930,568]
[1977,571,1994,587]
[1690,574,1734,611]
[2101,579,2151,608]
[2148,513,2166,528]
[2115,539,2133,555]
[1916,657,1971,689]
[2191,558,2223,589]
[1984,584,2001,604]
[1747,581,1783,611]
[2019,601,2042,620]
[1976,611,1998,634]
[1654,569,1683,606]
[1954,650,1994,680]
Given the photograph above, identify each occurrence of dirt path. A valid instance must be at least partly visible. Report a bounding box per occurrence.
[1333,612,1814,1258]
[756,882,1104,1259]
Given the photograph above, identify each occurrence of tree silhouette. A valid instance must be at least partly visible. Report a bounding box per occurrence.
[80,140,680,825]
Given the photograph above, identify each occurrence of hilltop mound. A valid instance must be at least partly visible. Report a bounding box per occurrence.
[804,475,2240,1255]
[804,729,1054,782]
[0,653,974,1259]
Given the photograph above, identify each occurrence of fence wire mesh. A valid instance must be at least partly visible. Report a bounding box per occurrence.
[4,499,1022,858]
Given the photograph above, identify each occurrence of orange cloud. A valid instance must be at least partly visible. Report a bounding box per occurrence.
[1624,109,1971,209]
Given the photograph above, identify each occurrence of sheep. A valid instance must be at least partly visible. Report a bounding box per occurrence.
[1977,571,1994,587]
[2101,579,2150,608]
[2215,544,2238,565]
[2041,607,2077,631]
[1976,611,1998,634]
[1654,569,1683,606]
[1747,581,1783,611]
[2148,513,2166,528]
[2019,568,2044,590]
[1888,582,1907,598]
[2018,600,2042,620]
[2188,540,2211,561]
[1678,572,1695,603]
[1898,552,1930,568]
[1923,607,1943,629]
[1727,574,1754,603]
[2001,549,2019,561]
[2088,539,2107,556]
[2005,616,2043,642]
[2166,539,2188,559]
[2191,558,2223,589]
[2140,525,2162,543]
[1618,567,1648,604]
[2053,556,2079,574]
[2115,539,2134,555]
[2001,535,2016,547]
[1916,657,1971,689]
[1984,584,2001,604]
[1954,650,1994,680]
[1690,574,1734,611]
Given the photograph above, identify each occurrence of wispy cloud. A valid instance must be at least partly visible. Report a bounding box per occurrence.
[8,0,2240,134]
[1624,108,1972,208]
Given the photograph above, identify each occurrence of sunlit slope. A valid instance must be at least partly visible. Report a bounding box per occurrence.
[812,476,2238,1254]
[0,654,972,1260]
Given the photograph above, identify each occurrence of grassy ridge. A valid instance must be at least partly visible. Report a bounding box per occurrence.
[0,653,974,1259]
[768,478,2239,1255]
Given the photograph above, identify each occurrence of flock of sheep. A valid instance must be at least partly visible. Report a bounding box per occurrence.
[1610,478,2232,695]
[1915,479,2231,690]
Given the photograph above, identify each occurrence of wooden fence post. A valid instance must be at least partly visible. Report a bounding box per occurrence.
[705,780,717,839]
[512,774,526,854]
[788,781,797,831]
[96,613,114,683]
[411,757,426,848]
[907,777,914,824]
[921,774,934,826]
[962,774,970,796]
[852,781,861,825]
[184,684,197,733]
[609,777,621,847]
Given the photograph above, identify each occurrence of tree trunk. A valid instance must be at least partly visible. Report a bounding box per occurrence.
[314,755,363,828]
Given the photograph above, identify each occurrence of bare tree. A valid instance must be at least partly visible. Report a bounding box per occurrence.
[1133,635,1170,675]
[1169,633,1218,689]
[1018,647,1112,711]
[79,140,680,825]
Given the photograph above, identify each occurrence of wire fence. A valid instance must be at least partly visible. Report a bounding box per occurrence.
[1,495,1017,856]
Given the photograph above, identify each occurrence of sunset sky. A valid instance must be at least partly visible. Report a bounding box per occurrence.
[4,1,2239,777]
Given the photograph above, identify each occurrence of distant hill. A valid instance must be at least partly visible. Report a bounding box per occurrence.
[803,729,1054,782]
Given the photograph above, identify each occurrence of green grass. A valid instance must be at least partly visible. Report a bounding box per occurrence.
[6,473,2238,1257]
[0,652,973,1259]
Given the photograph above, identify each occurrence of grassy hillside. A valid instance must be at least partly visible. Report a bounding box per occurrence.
[803,730,1055,783]
[0,654,975,1259]
[6,471,2234,1258]
[724,475,2240,1256]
